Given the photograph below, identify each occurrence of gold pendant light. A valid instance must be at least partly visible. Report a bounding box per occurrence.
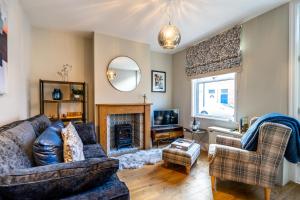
[158,0,181,49]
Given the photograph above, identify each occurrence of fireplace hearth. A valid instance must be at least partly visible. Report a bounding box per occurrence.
[115,124,133,150]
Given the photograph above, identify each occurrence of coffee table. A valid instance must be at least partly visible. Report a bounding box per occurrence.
[162,139,201,174]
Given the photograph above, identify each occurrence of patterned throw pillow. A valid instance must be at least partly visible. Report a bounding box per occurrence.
[2,121,36,164]
[61,123,85,163]
[0,135,32,173]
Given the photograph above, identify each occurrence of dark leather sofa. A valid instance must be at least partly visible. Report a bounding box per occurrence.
[0,115,129,200]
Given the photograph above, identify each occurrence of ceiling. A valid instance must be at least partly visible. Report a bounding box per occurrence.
[20,0,289,53]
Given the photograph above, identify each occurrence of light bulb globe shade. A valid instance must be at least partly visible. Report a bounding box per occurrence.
[107,70,117,81]
[158,24,181,49]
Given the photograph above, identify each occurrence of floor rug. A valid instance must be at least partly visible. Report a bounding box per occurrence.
[113,149,162,170]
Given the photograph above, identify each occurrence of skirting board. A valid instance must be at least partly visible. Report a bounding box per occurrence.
[277,159,300,186]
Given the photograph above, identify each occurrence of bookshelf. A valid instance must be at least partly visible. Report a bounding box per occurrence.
[39,79,87,123]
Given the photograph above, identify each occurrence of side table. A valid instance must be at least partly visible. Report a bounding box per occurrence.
[183,128,207,140]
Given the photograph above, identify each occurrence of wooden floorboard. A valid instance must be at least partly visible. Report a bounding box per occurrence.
[118,151,300,200]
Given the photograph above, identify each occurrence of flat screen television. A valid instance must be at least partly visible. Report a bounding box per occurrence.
[153,109,179,126]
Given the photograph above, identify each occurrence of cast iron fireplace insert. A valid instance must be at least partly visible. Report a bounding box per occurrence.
[115,124,133,150]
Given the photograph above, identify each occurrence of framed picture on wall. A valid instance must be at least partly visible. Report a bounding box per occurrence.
[0,0,8,95]
[151,70,166,93]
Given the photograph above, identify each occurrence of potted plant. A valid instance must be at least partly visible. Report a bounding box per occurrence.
[72,88,84,100]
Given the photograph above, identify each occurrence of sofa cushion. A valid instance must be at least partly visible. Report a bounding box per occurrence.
[83,144,107,159]
[0,120,24,134]
[0,158,119,199]
[73,122,97,145]
[62,175,129,200]
[2,121,36,164]
[0,135,32,174]
[30,114,52,136]
[62,123,85,162]
[33,121,64,166]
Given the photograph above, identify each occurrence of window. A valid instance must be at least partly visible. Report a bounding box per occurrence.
[192,73,236,121]
[220,89,228,104]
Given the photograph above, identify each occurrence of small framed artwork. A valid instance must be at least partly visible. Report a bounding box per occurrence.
[0,0,8,95]
[151,70,166,93]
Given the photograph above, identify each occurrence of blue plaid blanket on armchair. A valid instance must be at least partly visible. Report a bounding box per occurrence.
[241,112,300,163]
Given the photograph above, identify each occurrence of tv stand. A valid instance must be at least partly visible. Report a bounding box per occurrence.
[151,126,183,147]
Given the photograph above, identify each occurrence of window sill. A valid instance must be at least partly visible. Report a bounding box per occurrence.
[193,115,236,123]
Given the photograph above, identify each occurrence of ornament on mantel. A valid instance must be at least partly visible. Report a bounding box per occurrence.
[143,94,147,104]
[57,64,72,82]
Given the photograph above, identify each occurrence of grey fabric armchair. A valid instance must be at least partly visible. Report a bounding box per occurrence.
[208,121,292,200]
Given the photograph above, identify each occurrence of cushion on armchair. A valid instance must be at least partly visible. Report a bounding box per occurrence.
[73,122,97,145]
[0,158,119,199]
[33,121,64,166]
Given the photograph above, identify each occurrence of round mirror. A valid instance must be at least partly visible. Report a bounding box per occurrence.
[107,56,141,92]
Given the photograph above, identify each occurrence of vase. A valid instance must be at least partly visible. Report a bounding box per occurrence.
[191,117,200,131]
[52,88,62,100]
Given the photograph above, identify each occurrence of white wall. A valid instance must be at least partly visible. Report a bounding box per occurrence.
[1,25,172,125]
[30,28,94,121]
[0,0,31,125]
[94,33,151,105]
[173,4,289,129]
[94,33,173,111]
[150,52,173,112]
[238,3,289,119]
[172,50,191,128]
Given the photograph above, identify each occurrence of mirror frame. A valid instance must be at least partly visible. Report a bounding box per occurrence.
[106,56,141,92]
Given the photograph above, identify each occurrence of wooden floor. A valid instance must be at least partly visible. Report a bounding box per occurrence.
[118,151,300,200]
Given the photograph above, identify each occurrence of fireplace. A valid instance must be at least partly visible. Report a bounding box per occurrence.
[115,124,133,150]
[97,103,152,155]
[108,113,143,155]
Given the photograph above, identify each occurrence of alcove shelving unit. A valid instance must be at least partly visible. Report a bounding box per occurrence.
[39,79,86,123]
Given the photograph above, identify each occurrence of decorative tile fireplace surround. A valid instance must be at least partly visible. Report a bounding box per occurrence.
[97,103,152,156]
[108,114,143,150]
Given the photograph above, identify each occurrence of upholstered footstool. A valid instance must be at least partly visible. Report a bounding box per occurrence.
[162,142,201,174]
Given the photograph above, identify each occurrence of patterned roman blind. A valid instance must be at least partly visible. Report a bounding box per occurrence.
[186,26,242,77]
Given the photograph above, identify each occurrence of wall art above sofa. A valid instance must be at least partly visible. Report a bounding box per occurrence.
[0,0,8,94]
